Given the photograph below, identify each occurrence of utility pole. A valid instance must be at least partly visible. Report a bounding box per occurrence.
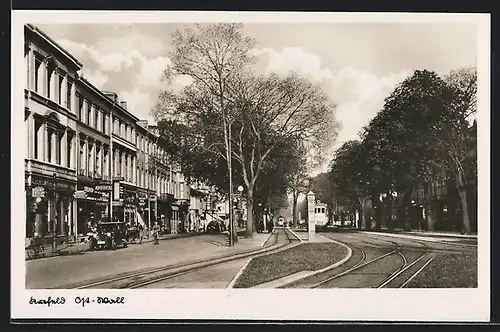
[227,120,235,247]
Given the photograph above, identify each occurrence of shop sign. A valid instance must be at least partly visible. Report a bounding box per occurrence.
[74,190,87,199]
[95,184,113,192]
[31,186,45,198]
[83,186,95,193]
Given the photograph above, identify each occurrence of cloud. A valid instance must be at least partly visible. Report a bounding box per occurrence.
[252,47,333,83]
[137,56,172,87]
[94,30,168,58]
[79,68,108,89]
[254,46,411,175]
[330,67,411,153]
[119,88,156,124]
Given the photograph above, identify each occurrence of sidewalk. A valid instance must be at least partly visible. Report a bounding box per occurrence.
[399,230,477,239]
[329,227,477,239]
[25,232,206,260]
[357,230,477,243]
[26,232,274,289]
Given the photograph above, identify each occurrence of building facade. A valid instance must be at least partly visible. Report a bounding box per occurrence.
[24,24,81,243]
[73,78,113,239]
[24,24,213,241]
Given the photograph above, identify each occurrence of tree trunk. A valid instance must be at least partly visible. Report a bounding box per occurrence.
[456,169,471,234]
[358,197,366,229]
[425,181,435,231]
[292,191,298,228]
[386,192,393,231]
[245,186,255,238]
[370,193,381,230]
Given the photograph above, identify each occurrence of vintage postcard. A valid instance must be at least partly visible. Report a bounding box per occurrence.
[11,10,490,322]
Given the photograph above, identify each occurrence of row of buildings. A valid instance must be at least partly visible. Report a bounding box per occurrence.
[24,24,215,243]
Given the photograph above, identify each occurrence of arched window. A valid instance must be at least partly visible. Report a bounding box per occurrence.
[44,56,58,99]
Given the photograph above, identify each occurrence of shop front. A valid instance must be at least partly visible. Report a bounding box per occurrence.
[178,200,190,233]
[74,185,109,238]
[25,174,76,245]
[158,193,175,233]
[112,182,137,226]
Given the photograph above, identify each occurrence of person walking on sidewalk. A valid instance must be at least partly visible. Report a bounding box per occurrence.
[152,222,160,245]
[138,223,144,244]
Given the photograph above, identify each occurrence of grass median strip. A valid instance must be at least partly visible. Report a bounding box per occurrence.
[406,251,477,288]
[233,243,349,288]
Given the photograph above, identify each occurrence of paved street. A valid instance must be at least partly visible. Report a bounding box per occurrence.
[26,233,272,289]
[26,229,477,289]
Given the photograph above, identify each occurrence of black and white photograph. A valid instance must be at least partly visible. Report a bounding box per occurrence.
[11,11,490,321]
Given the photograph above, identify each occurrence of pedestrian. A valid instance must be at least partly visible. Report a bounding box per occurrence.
[138,223,143,244]
[152,222,160,245]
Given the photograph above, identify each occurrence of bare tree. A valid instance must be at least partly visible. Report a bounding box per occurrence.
[153,23,256,243]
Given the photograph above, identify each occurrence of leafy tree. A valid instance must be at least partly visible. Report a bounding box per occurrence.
[430,67,477,233]
[330,140,372,228]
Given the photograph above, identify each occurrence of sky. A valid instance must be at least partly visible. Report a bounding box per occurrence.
[36,22,477,174]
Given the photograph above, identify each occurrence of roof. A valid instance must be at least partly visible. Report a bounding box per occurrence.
[25,24,83,69]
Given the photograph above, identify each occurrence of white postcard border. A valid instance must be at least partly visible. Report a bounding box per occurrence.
[11,10,491,322]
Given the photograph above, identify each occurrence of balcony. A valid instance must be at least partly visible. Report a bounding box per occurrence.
[25,158,77,182]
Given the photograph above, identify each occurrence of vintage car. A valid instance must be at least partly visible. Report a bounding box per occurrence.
[88,221,129,250]
[206,221,222,234]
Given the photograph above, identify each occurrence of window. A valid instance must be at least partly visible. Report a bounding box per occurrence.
[66,80,72,111]
[87,146,92,176]
[95,110,99,130]
[103,151,108,177]
[67,134,72,168]
[77,95,83,121]
[58,74,64,104]
[24,47,28,89]
[87,103,91,126]
[57,133,62,165]
[47,131,52,163]
[34,58,42,93]
[46,65,56,99]
[33,120,41,160]
[79,142,84,172]
[102,113,106,134]
[96,147,101,176]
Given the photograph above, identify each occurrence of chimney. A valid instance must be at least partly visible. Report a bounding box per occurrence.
[120,101,128,110]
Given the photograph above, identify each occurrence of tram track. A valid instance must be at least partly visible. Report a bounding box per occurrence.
[67,229,299,289]
[284,233,437,289]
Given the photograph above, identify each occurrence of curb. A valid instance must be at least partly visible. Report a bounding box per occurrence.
[260,231,275,247]
[226,257,253,288]
[358,230,477,243]
[252,235,353,289]
[227,230,304,289]
[227,229,277,288]
[286,228,304,243]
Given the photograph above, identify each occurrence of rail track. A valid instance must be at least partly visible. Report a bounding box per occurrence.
[65,228,299,289]
[282,233,440,289]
